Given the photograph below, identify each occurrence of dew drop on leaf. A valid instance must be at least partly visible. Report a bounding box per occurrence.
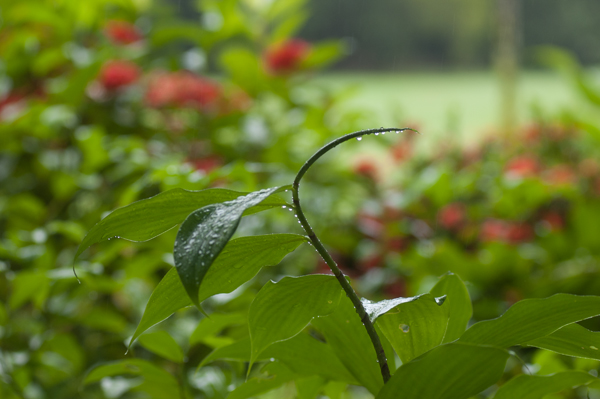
[356,137,362,141]
[399,324,410,333]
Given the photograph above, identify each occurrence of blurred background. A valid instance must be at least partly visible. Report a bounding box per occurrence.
[3,0,600,397]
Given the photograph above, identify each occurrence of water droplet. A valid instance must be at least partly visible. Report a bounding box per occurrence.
[356,137,362,141]
[282,205,287,209]
[328,300,332,304]
[592,346,598,350]
[270,358,275,362]
[374,132,379,136]
[399,324,410,333]
[381,132,385,135]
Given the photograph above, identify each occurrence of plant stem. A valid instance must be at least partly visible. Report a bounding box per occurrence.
[292,127,415,384]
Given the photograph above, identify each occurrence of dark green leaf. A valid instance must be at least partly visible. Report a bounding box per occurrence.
[130,234,306,346]
[430,273,472,343]
[137,331,184,363]
[77,187,287,259]
[175,187,286,307]
[248,275,343,368]
[376,343,509,399]
[459,294,600,348]
[375,293,448,363]
[199,334,357,384]
[311,295,383,395]
[493,371,597,399]
[526,323,600,360]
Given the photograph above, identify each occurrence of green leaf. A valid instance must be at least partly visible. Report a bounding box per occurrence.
[130,234,306,347]
[190,312,246,347]
[375,294,449,363]
[302,41,345,69]
[175,187,286,308]
[311,295,384,395]
[84,359,179,398]
[200,334,357,384]
[360,295,423,322]
[430,273,472,343]
[459,294,600,348]
[376,343,509,399]
[296,376,325,399]
[248,275,343,369]
[493,371,597,399]
[228,362,294,399]
[137,331,184,363]
[76,187,288,259]
[526,323,600,360]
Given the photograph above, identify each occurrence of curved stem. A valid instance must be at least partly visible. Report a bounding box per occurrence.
[292,127,415,384]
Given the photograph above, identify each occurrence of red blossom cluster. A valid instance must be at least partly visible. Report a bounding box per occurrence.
[99,60,141,90]
[145,71,221,111]
[103,20,143,45]
[263,39,311,75]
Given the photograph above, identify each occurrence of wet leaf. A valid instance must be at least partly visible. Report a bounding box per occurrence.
[375,293,449,363]
[459,294,600,348]
[76,187,287,259]
[493,371,597,399]
[228,362,294,399]
[526,323,600,360]
[130,234,306,347]
[174,187,286,307]
[137,331,184,363]
[430,273,472,343]
[248,275,343,369]
[376,343,509,399]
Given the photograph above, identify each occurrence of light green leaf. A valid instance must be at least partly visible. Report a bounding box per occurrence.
[200,334,356,384]
[249,275,343,369]
[296,376,325,399]
[376,343,509,399]
[84,359,179,398]
[493,371,597,399]
[77,187,287,259]
[375,293,448,363]
[526,323,600,360]
[430,273,472,343]
[459,294,600,348]
[311,295,383,395]
[228,362,294,399]
[175,187,286,308]
[138,331,184,363]
[130,234,306,347]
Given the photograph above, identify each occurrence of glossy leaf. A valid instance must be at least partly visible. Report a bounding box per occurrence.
[199,334,357,384]
[311,295,384,395]
[526,323,600,360]
[361,295,422,322]
[76,187,288,259]
[493,371,597,399]
[130,234,306,346]
[430,273,472,343]
[84,359,179,398]
[137,331,184,363]
[174,187,286,307]
[375,293,449,363]
[459,294,600,348]
[228,362,294,399]
[248,275,343,368]
[376,343,509,399]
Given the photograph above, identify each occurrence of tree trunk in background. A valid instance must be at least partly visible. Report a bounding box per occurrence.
[496,0,520,137]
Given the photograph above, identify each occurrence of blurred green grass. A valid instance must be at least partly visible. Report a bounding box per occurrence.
[315,71,579,149]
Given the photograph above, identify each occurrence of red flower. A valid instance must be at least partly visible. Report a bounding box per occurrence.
[145,71,221,111]
[506,222,534,244]
[99,60,140,90]
[264,39,311,74]
[480,219,510,242]
[544,165,576,186]
[438,203,465,230]
[353,158,379,181]
[104,20,143,45]
[188,156,222,174]
[505,155,539,178]
[541,212,564,231]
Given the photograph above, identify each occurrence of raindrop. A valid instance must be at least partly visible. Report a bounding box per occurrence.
[399,324,410,333]
[270,358,275,362]
[374,132,379,136]
[327,300,332,304]
[282,206,287,209]
[381,132,385,135]
[356,137,362,141]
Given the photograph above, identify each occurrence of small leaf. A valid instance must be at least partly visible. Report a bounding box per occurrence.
[493,371,597,399]
[130,234,306,347]
[228,362,294,399]
[248,275,343,369]
[311,295,384,395]
[137,331,184,363]
[84,359,179,398]
[526,323,600,360]
[459,294,600,348]
[375,343,509,399]
[174,187,286,307]
[375,293,449,363]
[430,273,472,343]
[76,187,287,259]
[200,334,356,384]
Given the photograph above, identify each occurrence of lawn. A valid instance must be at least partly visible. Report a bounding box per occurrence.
[315,70,580,149]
